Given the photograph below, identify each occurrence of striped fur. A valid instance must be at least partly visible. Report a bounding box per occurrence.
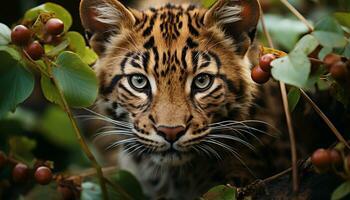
[80,0,265,199]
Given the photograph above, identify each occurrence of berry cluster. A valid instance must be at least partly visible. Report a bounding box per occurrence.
[251,53,276,84]
[10,18,64,60]
[323,53,350,81]
[0,151,53,185]
[1,150,78,199]
[311,146,350,177]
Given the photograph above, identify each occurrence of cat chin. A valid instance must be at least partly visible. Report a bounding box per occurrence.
[150,153,193,166]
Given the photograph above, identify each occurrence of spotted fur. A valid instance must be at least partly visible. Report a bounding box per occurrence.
[79,0,279,199]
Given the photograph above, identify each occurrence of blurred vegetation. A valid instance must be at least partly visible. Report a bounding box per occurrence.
[0,0,349,199]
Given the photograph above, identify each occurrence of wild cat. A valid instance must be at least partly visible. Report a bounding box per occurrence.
[79,0,286,199]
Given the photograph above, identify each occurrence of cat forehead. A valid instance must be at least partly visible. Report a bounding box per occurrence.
[134,4,206,48]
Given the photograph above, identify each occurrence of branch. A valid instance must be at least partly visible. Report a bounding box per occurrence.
[258,1,299,192]
[279,0,314,32]
[40,57,109,200]
[299,89,350,149]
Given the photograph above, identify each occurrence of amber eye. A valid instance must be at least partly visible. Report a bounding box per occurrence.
[193,73,214,91]
[128,74,149,90]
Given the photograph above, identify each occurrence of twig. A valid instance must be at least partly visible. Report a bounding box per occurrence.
[279,0,314,32]
[41,57,109,200]
[299,89,350,149]
[259,2,299,193]
[67,166,119,179]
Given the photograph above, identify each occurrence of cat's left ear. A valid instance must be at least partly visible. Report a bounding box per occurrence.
[204,0,260,56]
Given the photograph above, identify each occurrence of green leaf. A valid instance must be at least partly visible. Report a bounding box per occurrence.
[287,87,301,112]
[271,50,311,88]
[293,34,319,55]
[82,47,98,65]
[81,182,102,200]
[39,106,77,149]
[24,2,72,32]
[258,15,309,50]
[331,181,350,200]
[202,185,237,200]
[46,39,70,57]
[9,136,36,167]
[313,17,347,48]
[312,31,347,48]
[315,16,344,34]
[343,43,350,58]
[318,47,333,60]
[111,170,146,200]
[0,23,11,45]
[0,46,35,118]
[202,0,217,8]
[41,75,62,106]
[53,51,98,107]
[65,31,86,57]
[334,12,350,29]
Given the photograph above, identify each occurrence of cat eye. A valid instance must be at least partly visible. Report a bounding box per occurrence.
[193,73,214,91]
[128,74,149,90]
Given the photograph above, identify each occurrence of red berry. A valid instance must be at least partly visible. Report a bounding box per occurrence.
[330,61,348,80]
[34,166,53,185]
[251,66,271,84]
[0,151,7,168]
[311,148,331,169]
[25,41,44,60]
[323,53,341,69]
[45,18,64,36]
[57,186,74,200]
[329,149,342,166]
[12,163,29,182]
[259,53,276,72]
[11,25,32,46]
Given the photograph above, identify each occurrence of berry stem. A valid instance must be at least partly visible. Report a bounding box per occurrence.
[279,0,314,32]
[299,89,350,149]
[43,58,109,200]
[259,2,299,193]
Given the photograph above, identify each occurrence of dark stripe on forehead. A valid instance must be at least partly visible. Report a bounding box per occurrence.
[144,36,155,49]
[101,75,123,95]
[181,46,188,69]
[142,52,150,73]
[186,37,199,48]
[143,13,157,37]
[187,13,199,36]
[152,47,160,76]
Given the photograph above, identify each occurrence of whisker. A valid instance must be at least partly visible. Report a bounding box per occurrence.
[204,138,257,179]
[105,138,137,150]
[208,134,256,151]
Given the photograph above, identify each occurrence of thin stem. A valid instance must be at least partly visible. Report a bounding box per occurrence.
[279,81,299,192]
[259,1,299,192]
[42,58,109,200]
[300,89,350,149]
[280,0,314,32]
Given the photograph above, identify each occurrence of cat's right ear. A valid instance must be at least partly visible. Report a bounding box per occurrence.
[80,0,141,55]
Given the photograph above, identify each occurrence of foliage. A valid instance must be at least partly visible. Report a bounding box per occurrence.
[0,0,349,200]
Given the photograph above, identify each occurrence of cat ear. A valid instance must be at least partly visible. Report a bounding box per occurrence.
[80,0,142,55]
[204,0,260,56]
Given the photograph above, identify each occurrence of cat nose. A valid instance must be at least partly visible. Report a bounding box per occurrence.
[156,126,186,143]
